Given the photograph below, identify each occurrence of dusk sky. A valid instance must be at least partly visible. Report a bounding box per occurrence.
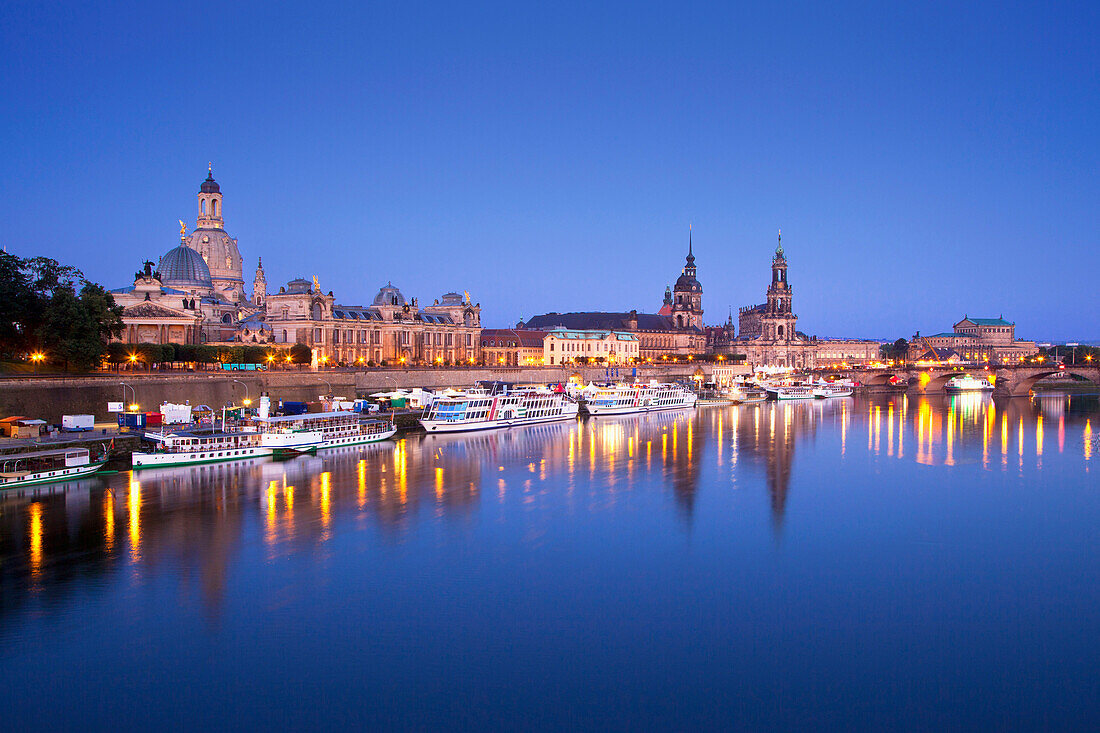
[1,1,1096,341]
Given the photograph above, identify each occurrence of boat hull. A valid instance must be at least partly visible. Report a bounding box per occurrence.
[318,426,398,449]
[585,400,696,416]
[0,460,106,489]
[420,411,578,434]
[133,445,269,469]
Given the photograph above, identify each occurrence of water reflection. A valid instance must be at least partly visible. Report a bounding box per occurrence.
[2,393,1097,622]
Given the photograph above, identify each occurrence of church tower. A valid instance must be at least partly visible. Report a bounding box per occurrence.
[671,229,703,330]
[253,257,267,307]
[186,165,245,302]
[197,164,223,229]
[761,230,797,340]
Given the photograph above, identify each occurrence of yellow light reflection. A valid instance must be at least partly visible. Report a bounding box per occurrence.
[103,490,115,552]
[320,471,332,537]
[28,502,43,580]
[358,460,367,508]
[1085,420,1092,461]
[128,478,141,563]
[1036,414,1044,457]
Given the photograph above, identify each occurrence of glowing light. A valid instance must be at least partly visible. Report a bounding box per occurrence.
[28,502,43,579]
[128,479,142,563]
[30,352,44,363]
[103,490,115,552]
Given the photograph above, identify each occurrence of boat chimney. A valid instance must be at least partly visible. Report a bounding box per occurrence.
[259,393,271,420]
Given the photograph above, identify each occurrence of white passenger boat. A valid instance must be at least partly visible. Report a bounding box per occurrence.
[419,382,579,434]
[765,383,816,400]
[1,447,108,488]
[255,411,396,454]
[583,382,697,416]
[813,378,855,399]
[945,375,994,392]
[133,428,265,468]
[724,382,768,404]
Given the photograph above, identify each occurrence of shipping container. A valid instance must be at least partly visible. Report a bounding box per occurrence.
[62,414,95,432]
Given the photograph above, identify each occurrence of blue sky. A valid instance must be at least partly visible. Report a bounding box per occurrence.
[1,1,1096,340]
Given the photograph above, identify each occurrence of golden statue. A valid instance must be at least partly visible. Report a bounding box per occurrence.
[464,290,470,304]
[313,275,321,292]
[178,219,187,238]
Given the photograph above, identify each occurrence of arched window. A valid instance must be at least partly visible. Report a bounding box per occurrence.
[201,199,206,215]
[676,315,683,327]
[282,330,287,342]
[778,325,785,337]
[212,199,218,217]
[222,313,232,325]
[312,302,323,320]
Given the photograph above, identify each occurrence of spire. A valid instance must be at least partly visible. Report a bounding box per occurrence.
[776,228,783,256]
[686,224,695,264]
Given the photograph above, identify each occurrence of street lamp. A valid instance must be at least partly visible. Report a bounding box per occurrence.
[30,351,44,373]
[120,382,137,411]
[319,378,333,398]
[231,379,250,406]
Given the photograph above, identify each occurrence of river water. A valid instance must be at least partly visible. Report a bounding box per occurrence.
[1,393,1097,730]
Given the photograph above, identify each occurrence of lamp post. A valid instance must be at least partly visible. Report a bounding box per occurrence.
[120,382,137,411]
[30,351,44,374]
[319,378,333,399]
[231,379,250,407]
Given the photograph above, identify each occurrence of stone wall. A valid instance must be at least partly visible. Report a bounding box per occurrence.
[0,364,716,423]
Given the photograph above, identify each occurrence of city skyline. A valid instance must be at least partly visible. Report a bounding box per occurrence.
[2,2,1096,341]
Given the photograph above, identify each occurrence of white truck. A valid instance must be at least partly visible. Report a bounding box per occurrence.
[62,414,95,432]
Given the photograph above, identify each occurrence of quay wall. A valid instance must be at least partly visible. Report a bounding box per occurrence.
[0,364,721,423]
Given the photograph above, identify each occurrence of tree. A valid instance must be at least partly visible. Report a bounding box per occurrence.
[38,284,117,371]
[290,343,312,364]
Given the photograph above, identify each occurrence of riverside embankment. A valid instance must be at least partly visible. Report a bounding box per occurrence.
[0,364,730,424]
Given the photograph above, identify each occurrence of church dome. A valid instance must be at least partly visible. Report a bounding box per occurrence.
[160,244,212,288]
[200,171,220,194]
[675,273,701,292]
[185,227,242,284]
[372,282,406,306]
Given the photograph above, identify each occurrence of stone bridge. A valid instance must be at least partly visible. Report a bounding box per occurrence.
[818,365,1100,397]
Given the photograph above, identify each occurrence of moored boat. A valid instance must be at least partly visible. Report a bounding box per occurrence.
[133,428,264,468]
[813,378,856,399]
[1,447,108,489]
[583,382,697,416]
[765,383,816,400]
[945,375,994,392]
[419,382,579,434]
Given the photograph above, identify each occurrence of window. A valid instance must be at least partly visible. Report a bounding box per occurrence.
[201,199,206,214]
[212,199,218,217]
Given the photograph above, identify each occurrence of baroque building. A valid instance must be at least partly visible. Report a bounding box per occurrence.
[113,168,481,358]
[732,233,880,368]
[908,316,1036,364]
[518,234,706,359]
[264,279,482,365]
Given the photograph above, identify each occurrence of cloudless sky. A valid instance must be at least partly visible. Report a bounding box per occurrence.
[1,1,1096,340]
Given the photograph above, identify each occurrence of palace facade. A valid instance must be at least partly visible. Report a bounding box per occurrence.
[908,317,1036,364]
[112,169,482,364]
[517,235,707,359]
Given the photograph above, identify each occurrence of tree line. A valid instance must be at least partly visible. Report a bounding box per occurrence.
[0,252,124,370]
[107,342,311,368]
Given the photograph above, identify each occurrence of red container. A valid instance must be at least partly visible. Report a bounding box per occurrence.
[144,412,163,427]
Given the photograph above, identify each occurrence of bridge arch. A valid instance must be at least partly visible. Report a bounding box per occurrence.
[996,368,1100,397]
